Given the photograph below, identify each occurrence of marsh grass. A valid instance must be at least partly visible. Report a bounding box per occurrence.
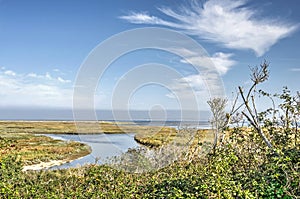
[0,132,91,165]
[134,128,214,148]
[107,128,215,173]
[0,121,175,134]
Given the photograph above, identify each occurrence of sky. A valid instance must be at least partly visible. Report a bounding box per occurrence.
[0,0,299,120]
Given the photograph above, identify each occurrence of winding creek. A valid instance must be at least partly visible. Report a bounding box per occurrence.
[45,133,139,169]
[39,121,210,170]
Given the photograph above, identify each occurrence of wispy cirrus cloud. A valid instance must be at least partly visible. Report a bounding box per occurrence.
[120,0,298,56]
[120,11,177,27]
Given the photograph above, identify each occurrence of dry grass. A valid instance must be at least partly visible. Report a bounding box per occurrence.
[0,132,91,166]
[134,128,214,148]
[0,121,175,134]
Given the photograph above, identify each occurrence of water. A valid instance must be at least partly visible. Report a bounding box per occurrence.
[131,120,211,129]
[47,133,139,169]
[45,120,211,169]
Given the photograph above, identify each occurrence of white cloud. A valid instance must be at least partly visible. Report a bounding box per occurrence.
[290,68,300,72]
[57,77,71,83]
[180,52,235,75]
[0,69,73,108]
[27,72,71,83]
[121,0,298,56]
[160,48,230,108]
[27,73,38,78]
[166,69,224,102]
[4,70,16,76]
[165,74,212,110]
[178,74,206,92]
[119,12,178,27]
[45,72,52,80]
[166,46,235,75]
[210,53,236,75]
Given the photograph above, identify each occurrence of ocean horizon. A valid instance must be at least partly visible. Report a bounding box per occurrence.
[0,108,211,122]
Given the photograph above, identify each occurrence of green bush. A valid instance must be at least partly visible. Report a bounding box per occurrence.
[0,140,299,198]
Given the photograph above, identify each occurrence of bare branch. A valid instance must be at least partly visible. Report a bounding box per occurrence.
[250,60,269,84]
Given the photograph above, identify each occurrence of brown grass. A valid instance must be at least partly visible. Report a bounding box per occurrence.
[0,132,91,165]
[134,128,214,148]
[0,121,176,134]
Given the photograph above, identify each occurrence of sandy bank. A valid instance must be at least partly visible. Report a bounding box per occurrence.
[22,160,68,171]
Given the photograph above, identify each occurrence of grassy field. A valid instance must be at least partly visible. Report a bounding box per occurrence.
[0,132,91,166]
[0,120,175,134]
[134,127,214,148]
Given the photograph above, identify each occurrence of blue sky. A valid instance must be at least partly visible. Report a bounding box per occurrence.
[0,0,299,117]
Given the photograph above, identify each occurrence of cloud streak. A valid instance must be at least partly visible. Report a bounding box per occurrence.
[290,68,300,72]
[120,0,298,56]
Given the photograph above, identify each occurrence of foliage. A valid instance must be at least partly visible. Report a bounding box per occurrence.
[0,132,299,198]
[1,120,299,198]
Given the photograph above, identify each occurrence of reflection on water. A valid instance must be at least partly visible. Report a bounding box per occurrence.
[46,133,139,169]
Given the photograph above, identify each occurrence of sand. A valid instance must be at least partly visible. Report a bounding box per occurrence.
[22,160,68,171]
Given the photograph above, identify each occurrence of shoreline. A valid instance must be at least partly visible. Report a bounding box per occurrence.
[22,159,69,171]
[1,121,209,171]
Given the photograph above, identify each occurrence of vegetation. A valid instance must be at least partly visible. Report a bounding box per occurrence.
[134,127,213,147]
[0,121,175,134]
[0,129,299,198]
[0,121,176,169]
[207,97,228,153]
[0,133,91,166]
[0,61,299,198]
